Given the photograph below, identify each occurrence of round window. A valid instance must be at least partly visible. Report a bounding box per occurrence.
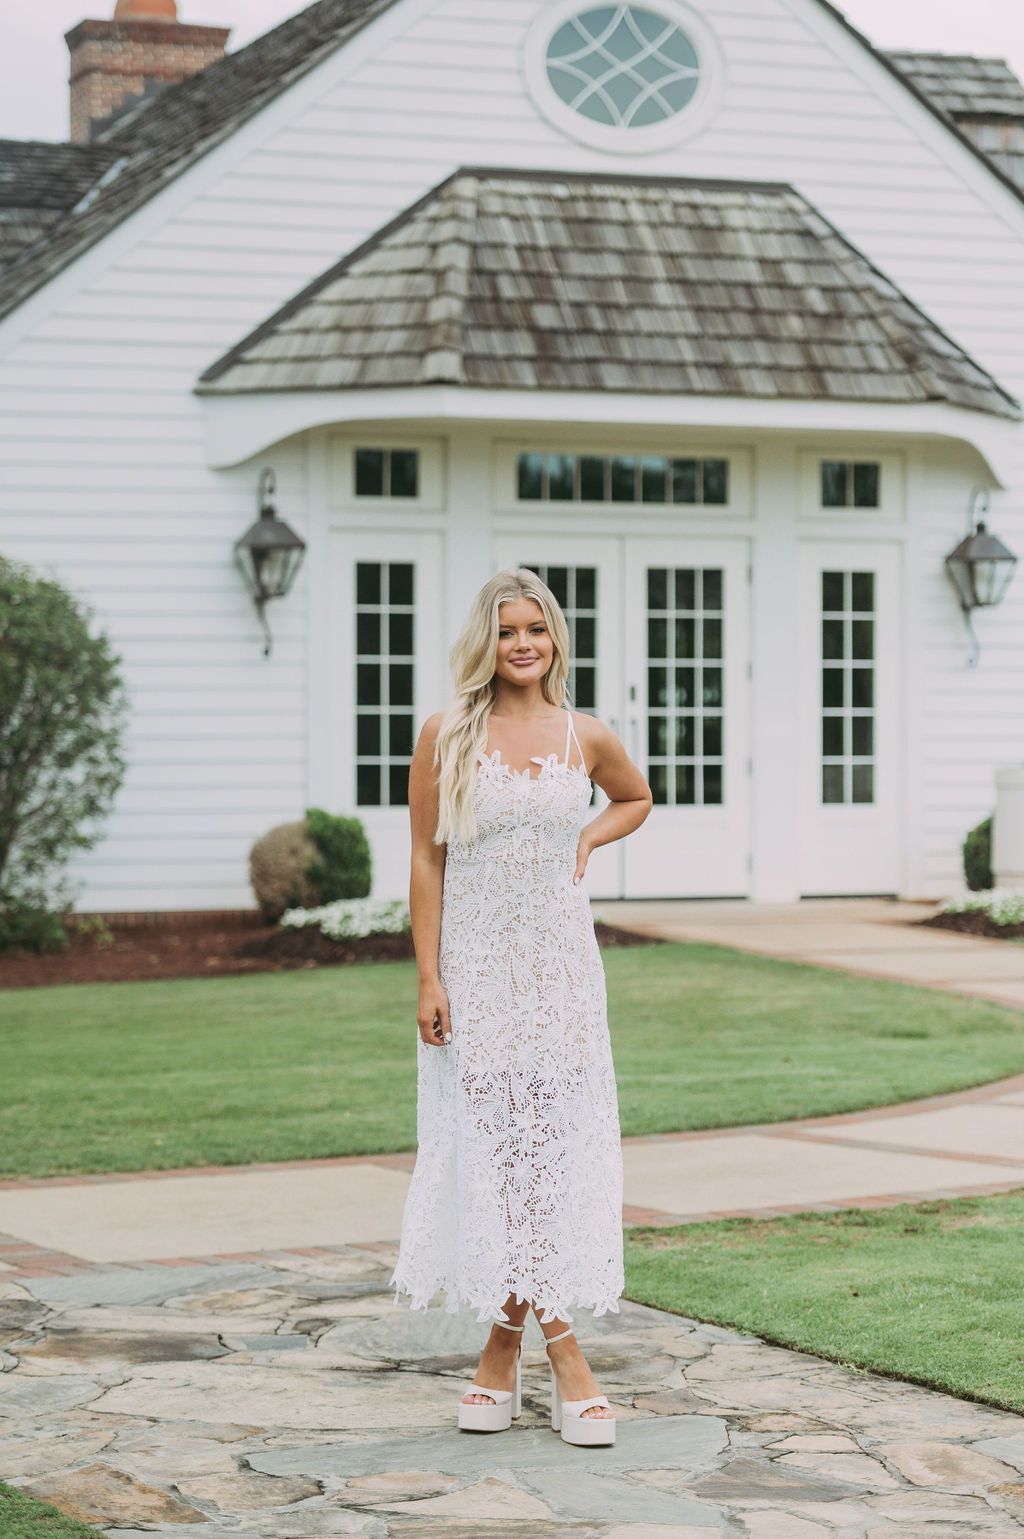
[546,4,700,129]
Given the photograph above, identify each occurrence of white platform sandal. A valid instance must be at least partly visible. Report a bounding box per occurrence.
[457,1321,523,1433]
[546,1327,616,1446]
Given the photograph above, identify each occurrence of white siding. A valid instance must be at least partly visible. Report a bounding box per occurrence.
[0,0,1022,907]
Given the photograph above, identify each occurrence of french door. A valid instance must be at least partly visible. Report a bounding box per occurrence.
[327,530,445,898]
[797,542,902,894]
[497,535,751,898]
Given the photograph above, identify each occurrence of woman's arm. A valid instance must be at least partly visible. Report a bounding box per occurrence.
[573,717,653,883]
[408,713,451,1046]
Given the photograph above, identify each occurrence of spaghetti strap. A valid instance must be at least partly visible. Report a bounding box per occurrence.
[564,710,588,775]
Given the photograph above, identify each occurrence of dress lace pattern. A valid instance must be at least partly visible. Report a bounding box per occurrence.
[391,712,624,1324]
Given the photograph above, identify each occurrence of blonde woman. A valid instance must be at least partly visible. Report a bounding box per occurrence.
[391,569,652,1446]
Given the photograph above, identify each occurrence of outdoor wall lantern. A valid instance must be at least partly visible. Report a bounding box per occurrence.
[235,469,307,657]
[945,490,1018,668]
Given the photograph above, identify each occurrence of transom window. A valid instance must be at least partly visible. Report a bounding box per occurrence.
[546,5,700,128]
[355,562,415,807]
[518,452,727,505]
[521,563,598,712]
[646,566,724,806]
[355,448,420,499]
[821,461,880,509]
[821,571,875,805]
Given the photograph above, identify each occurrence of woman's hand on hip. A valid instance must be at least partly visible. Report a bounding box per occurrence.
[417,980,452,1047]
[573,833,592,885]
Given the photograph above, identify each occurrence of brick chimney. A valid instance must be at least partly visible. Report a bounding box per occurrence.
[66,0,231,143]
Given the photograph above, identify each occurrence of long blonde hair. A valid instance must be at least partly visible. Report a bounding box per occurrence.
[434,569,571,844]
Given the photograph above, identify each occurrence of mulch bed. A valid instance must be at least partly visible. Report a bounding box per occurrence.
[0,917,656,990]
[920,911,1024,941]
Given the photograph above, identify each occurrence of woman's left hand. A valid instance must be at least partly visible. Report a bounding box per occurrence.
[573,834,592,885]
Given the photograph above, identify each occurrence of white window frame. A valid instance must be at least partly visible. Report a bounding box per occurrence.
[798,451,905,522]
[328,433,446,512]
[523,0,727,155]
[495,440,752,518]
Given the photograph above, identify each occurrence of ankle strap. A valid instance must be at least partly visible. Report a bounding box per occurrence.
[494,1320,524,1333]
[545,1327,574,1345]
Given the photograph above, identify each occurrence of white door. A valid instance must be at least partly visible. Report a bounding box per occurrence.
[623,539,751,897]
[496,535,751,898]
[328,530,445,898]
[797,542,902,895]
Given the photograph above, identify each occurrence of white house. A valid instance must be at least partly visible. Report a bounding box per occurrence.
[2,0,1024,913]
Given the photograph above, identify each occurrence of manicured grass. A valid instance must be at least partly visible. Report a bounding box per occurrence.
[1,943,1023,1178]
[0,1484,96,1538]
[624,1190,1024,1413]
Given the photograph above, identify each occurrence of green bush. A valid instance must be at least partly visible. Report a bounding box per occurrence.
[963,814,993,892]
[249,809,372,922]
[0,557,128,930]
[305,807,372,902]
[0,901,68,955]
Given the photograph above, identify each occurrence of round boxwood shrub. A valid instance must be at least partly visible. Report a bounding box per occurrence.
[963,814,993,892]
[249,808,372,923]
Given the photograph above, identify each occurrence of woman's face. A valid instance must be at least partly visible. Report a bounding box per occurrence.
[494,598,555,688]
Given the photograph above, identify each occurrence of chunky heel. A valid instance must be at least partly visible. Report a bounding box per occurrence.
[458,1321,524,1434]
[545,1327,615,1447]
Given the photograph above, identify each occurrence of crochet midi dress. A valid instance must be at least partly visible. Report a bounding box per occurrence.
[391,711,624,1323]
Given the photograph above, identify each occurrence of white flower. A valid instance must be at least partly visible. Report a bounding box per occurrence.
[941,888,1024,926]
[280,897,411,939]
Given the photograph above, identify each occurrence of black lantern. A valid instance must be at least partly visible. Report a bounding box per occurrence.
[945,492,1018,667]
[235,469,306,656]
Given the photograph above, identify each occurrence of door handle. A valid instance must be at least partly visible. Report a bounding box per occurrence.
[630,718,639,760]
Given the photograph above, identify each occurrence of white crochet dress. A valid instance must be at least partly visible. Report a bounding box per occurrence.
[392,712,624,1324]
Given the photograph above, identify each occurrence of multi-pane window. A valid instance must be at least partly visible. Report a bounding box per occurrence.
[821,571,875,805]
[646,567,724,806]
[517,453,728,506]
[546,6,701,129]
[355,562,415,807]
[520,564,598,711]
[355,448,420,498]
[821,461,880,509]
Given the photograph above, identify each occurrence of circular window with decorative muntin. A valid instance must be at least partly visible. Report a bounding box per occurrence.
[525,0,724,153]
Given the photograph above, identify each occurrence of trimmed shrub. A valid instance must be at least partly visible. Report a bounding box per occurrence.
[305,807,372,903]
[249,820,318,924]
[963,815,993,892]
[249,809,372,923]
[0,557,128,934]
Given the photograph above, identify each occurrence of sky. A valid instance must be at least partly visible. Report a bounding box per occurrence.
[3,0,1024,143]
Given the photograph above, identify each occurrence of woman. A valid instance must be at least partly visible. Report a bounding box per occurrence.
[391,569,652,1446]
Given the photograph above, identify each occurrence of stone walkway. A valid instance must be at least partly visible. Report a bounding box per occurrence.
[5,898,1024,1534]
[5,1240,1024,1537]
[599,897,1024,1011]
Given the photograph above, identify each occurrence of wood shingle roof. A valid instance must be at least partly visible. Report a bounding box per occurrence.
[197,169,1019,419]
[1,1,1022,324]
[0,139,121,272]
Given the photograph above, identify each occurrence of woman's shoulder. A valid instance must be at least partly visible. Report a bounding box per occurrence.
[415,712,445,751]
[570,711,618,752]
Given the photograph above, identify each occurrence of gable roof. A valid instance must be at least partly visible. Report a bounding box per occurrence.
[885,52,1024,192]
[0,0,396,322]
[885,52,1024,121]
[197,168,1019,419]
[0,139,121,272]
[1,0,1023,327]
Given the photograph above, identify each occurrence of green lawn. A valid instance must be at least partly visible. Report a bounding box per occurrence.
[625,1191,1024,1413]
[0,1485,96,1539]
[1,942,1022,1178]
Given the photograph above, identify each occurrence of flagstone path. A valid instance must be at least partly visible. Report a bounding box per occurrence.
[5,1237,1024,1538]
[5,898,1024,1534]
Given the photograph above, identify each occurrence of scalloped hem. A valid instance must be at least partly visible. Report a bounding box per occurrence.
[389,1269,622,1327]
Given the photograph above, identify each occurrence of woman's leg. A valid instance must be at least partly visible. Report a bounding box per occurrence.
[463,1294,529,1406]
[537,1310,613,1419]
